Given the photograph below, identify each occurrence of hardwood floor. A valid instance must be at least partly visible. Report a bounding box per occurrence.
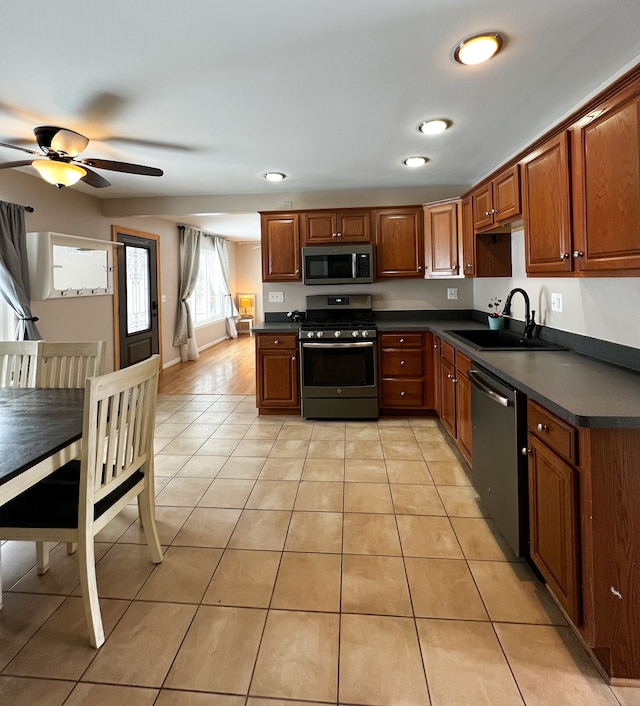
[158,334,256,396]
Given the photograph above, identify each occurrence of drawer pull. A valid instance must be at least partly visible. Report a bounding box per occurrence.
[400,391,405,397]
[274,339,279,345]
[537,423,548,432]
[399,338,405,344]
[400,360,405,366]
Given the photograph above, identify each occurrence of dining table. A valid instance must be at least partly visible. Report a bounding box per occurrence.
[0,388,84,505]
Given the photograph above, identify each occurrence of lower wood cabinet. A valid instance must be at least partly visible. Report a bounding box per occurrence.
[378,332,434,412]
[255,333,300,414]
[438,341,471,463]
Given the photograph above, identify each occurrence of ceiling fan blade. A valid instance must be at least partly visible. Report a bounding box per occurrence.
[0,159,35,169]
[0,142,40,156]
[80,167,110,188]
[77,157,163,176]
[34,126,89,157]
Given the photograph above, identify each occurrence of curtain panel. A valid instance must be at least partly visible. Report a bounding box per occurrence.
[173,225,201,361]
[211,235,239,338]
[0,201,42,340]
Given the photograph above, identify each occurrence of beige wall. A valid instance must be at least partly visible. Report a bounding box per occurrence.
[235,242,264,323]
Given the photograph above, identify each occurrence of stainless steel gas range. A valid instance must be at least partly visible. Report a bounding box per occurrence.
[299,294,378,420]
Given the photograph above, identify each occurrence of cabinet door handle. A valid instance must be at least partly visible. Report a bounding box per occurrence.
[485,211,490,216]
[417,265,423,271]
[447,373,453,379]
[560,252,570,261]
[573,250,584,258]
[521,447,531,456]
[466,263,473,268]
[536,422,548,432]
[291,356,296,361]
[452,377,458,383]
[295,269,300,274]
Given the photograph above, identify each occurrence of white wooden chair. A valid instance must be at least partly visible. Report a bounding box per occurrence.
[0,355,163,648]
[36,341,104,388]
[0,341,39,388]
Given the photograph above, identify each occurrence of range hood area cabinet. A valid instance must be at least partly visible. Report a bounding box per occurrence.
[26,231,118,299]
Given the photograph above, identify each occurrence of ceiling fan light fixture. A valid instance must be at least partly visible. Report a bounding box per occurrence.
[32,159,86,188]
[418,119,451,135]
[403,156,429,168]
[263,172,286,182]
[454,33,503,65]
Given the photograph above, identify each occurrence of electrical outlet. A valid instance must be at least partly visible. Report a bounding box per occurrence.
[447,288,459,300]
[268,291,284,303]
[551,293,563,312]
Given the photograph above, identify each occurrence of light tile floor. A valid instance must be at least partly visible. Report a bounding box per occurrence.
[1,393,639,705]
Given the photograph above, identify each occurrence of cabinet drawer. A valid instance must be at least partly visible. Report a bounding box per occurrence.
[381,379,425,408]
[528,400,578,465]
[379,333,423,348]
[455,350,472,376]
[380,350,423,377]
[256,333,297,351]
[440,340,455,364]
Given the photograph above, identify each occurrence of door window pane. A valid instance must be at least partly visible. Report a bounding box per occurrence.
[125,245,151,335]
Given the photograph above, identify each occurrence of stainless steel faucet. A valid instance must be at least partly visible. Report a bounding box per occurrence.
[503,288,536,338]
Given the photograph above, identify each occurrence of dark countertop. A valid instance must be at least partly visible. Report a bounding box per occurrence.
[254,316,640,428]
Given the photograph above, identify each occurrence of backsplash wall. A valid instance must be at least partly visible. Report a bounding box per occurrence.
[473,227,640,350]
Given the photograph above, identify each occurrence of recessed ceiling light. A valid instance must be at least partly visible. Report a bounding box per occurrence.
[263,172,286,182]
[418,119,451,135]
[454,32,503,65]
[403,156,429,168]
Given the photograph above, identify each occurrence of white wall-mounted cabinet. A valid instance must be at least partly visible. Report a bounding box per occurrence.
[26,232,119,300]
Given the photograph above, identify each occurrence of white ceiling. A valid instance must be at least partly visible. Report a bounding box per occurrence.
[1,0,640,241]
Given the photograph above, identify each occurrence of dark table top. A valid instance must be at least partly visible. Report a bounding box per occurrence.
[0,388,84,487]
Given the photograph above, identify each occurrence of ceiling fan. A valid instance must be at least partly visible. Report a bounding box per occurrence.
[0,125,163,188]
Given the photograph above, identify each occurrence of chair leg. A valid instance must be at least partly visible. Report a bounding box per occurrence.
[138,486,163,564]
[78,535,104,648]
[67,542,77,555]
[36,542,50,575]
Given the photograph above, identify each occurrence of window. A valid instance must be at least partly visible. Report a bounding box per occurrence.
[188,243,226,327]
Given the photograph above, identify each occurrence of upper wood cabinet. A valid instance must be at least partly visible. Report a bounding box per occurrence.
[373,207,424,278]
[571,79,640,273]
[260,213,301,282]
[424,199,461,277]
[521,132,573,274]
[472,164,521,231]
[461,196,475,276]
[301,209,370,245]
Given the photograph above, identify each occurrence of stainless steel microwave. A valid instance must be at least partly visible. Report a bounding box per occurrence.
[302,244,374,285]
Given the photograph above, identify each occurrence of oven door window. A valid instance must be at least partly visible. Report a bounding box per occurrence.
[305,253,353,281]
[302,343,375,387]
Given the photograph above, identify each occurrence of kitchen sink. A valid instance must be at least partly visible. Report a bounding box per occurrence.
[445,329,565,351]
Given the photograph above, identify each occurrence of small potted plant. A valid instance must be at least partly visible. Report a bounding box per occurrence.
[487,297,504,329]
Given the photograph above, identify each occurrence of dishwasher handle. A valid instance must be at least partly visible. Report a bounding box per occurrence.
[468,368,513,408]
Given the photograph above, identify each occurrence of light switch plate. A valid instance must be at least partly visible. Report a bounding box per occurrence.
[551,293,563,312]
[268,291,284,303]
[447,288,459,300]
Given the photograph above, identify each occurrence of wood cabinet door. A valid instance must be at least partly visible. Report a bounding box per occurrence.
[338,211,371,243]
[461,196,475,276]
[472,183,494,231]
[493,164,521,223]
[528,435,580,623]
[374,207,424,278]
[433,337,442,416]
[456,371,472,463]
[257,349,299,408]
[572,85,640,272]
[261,213,301,281]
[424,200,460,277]
[521,132,573,274]
[301,212,338,245]
[440,356,456,438]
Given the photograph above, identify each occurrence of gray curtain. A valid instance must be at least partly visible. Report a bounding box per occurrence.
[173,225,201,361]
[212,235,239,339]
[0,202,42,340]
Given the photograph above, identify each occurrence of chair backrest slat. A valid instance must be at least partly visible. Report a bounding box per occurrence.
[81,356,159,510]
[37,341,104,389]
[0,341,39,388]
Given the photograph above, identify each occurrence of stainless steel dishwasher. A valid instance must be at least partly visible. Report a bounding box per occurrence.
[468,365,528,557]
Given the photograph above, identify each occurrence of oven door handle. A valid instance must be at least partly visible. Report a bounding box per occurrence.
[301,341,375,349]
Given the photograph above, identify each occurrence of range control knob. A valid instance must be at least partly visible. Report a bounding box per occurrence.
[306,331,315,339]
[334,330,342,338]
[316,331,324,338]
[351,330,360,338]
[361,330,370,338]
